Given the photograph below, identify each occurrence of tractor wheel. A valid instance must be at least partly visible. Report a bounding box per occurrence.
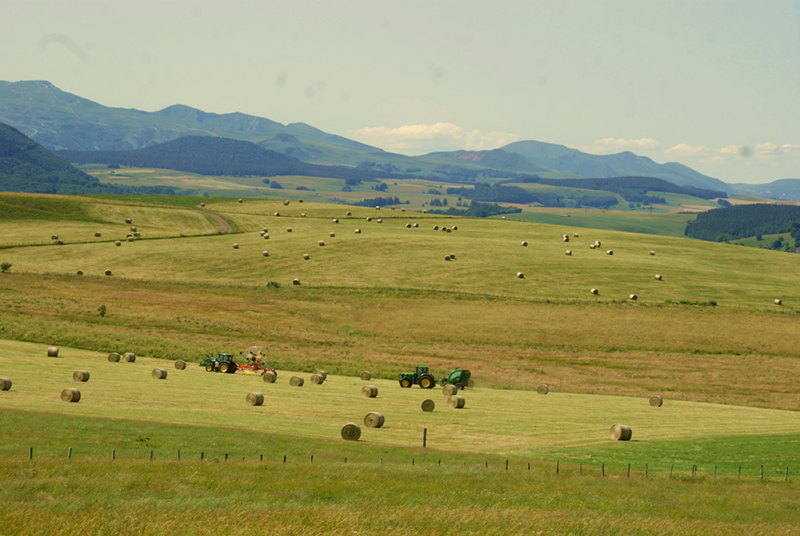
[419,375,435,389]
[400,378,412,388]
[205,364,214,372]
[219,363,229,373]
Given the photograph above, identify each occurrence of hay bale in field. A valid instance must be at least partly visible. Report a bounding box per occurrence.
[56,240,64,245]
[262,251,269,257]
[293,278,301,285]
[127,237,134,242]
[377,219,383,223]
[319,241,325,247]
[299,199,303,203]
[114,241,121,247]
[354,228,361,234]
[175,360,186,370]
[433,225,439,230]
[76,271,83,276]
[574,233,579,237]
[130,226,137,232]
[303,253,310,260]
[108,352,120,362]
[366,217,372,222]
[610,424,632,441]
[447,395,466,408]
[452,226,458,231]
[590,288,598,295]
[246,392,264,406]
[72,370,89,382]
[105,269,113,276]
[290,376,304,387]
[421,399,435,412]
[629,294,638,301]
[649,395,663,407]
[406,223,412,228]
[444,255,451,261]
[51,235,59,240]
[450,253,456,259]
[401,208,406,212]
[238,198,243,203]
[775,299,783,305]
[341,422,361,441]
[152,368,167,380]
[346,211,352,216]
[362,385,378,398]
[443,384,459,396]
[606,250,613,255]
[286,228,292,233]
[516,272,524,279]
[274,212,280,217]
[310,373,325,385]
[565,250,572,256]
[595,241,601,247]
[126,218,132,224]
[283,200,290,206]
[375,206,380,210]
[412,223,418,228]
[589,244,596,249]
[200,203,205,208]
[501,216,506,220]
[364,412,385,428]
[263,371,277,383]
[263,234,269,239]
[360,371,371,381]
[61,388,81,403]
[262,228,268,233]
[94,232,101,238]
[655,274,662,281]
[1,377,12,391]
[316,370,327,381]
[563,236,569,242]
[521,241,528,246]
[333,218,339,223]
[537,384,549,395]
[133,232,140,238]
[467,379,475,388]
[301,213,306,217]
[650,250,655,256]
[123,352,136,363]
[47,347,59,358]
[329,232,335,237]
[422,210,427,213]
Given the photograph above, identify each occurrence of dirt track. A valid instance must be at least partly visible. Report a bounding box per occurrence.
[207,213,233,233]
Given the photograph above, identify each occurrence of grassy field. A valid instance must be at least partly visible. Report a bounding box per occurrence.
[2,192,800,533]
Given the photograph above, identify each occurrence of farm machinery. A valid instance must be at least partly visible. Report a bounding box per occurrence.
[398,366,471,389]
[199,346,276,376]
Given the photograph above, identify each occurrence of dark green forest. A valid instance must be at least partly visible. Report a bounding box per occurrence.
[684,204,800,249]
[521,176,726,201]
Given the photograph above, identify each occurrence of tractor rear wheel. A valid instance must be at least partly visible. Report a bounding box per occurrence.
[419,375,435,389]
[400,378,412,388]
[205,363,214,372]
[219,363,230,373]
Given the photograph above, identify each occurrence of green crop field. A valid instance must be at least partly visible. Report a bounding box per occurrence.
[2,193,800,534]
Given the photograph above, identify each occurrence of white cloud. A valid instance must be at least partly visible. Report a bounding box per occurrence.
[583,137,660,154]
[664,143,708,157]
[347,123,519,153]
[754,142,800,158]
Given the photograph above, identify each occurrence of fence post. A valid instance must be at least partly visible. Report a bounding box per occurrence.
[714,465,717,479]
[201,452,204,461]
[557,461,560,475]
[112,450,115,461]
[761,465,763,480]
[627,464,630,478]
[423,428,427,448]
[602,463,604,477]
[283,455,286,464]
[225,453,228,462]
[505,459,508,472]
[178,449,181,461]
[670,464,673,478]
[786,466,789,482]
[645,463,648,478]
[738,466,741,480]
[29,447,33,460]
[579,463,582,475]
[311,455,314,464]
[68,447,72,460]
[485,460,488,469]
[150,449,153,461]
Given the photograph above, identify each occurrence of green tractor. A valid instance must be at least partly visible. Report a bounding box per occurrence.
[199,353,238,373]
[398,366,437,389]
[441,368,471,389]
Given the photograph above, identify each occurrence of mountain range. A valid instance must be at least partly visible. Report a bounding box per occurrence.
[1,80,798,197]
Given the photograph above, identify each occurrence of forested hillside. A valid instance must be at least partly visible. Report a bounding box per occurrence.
[684,204,800,245]
[528,176,726,200]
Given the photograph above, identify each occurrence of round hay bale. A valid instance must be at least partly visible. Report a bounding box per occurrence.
[302,214,307,218]
[401,208,406,212]
[47,347,59,357]
[406,223,411,228]
[360,371,371,381]
[73,370,90,382]
[590,288,598,295]
[421,399,435,412]
[375,206,380,210]
[650,250,655,255]
[366,217,372,222]
[262,251,269,257]
[444,255,451,261]
[299,199,303,203]
[346,211,352,216]
[443,384,459,396]
[76,271,83,276]
[655,274,662,281]
[412,223,418,228]
[56,240,64,245]
[175,360,186,370]
[152,368,167,380]
[318,241,325,247]
[377,219,383,223]
[329,232,335,237]
[362,385,378,398]
[125,218,132,224]
[274,212,280,216]
[775,299,783,305]
[286,228,292,233]
[516,272,524,279]
[0,377,11,391]
[333,218,339,223]
[262,228,268,233]
[574,233,579,237]
[130,226,137,232]
[450,253,456,259]
[232,243,239,249]
[263,234,269,239]
[94,232,102,238]
[433,225,439,230]
[123,352,136,363]
[246,392,264,406]
[238,198,243,203]
[133,232,140,238]
[629,294,638,301]
[606,250,613,255]
[108,352,120,362]
[114,241,121,247]
[341,422,361,441]
[589,244,596,249]
[595,241,601,247]
[521,241,528,246]
[536,384,549,395]
[447,395,466,409]
[316,370,327,381]
[200,203,205,208]
[262,371,277,383]
[303,253,310,260]
[51,235,59,240]
[310,373,325,385]
[354,228,361,234]
[452,226,457,231]
[61,388,81,403]
[422,210,427,213]
[283,200,290,206]
[565,250,572,256]
[610,424,632,441]
[501,216,506,220]
[649,395,663,407]
[364,411,385,428]
[105,269,113,276]
[293,278,301,285]
[563,236,570,242]
[289,376,304,387]
[467,378,475,388]
[127,237,134,242]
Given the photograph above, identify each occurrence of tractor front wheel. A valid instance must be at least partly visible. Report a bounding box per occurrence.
[400,378,412,388]
[419,376,435,389]
[205,363,215,372]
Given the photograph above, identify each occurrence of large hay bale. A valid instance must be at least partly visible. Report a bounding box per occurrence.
[444,255,451,261]
[293,278,301,285]
[775,299,783,305]
[449,253,456,259]
[537,384,549,395]
[433,225,439,230]
[51,235,58,240]
[286,227,292,232]
[595,241,601,247]
[246,392,264,406]
[447,395,466,408]
[263,234,270,239]
[563,236,569,242]
[232,243,239,249]
[1,377,12,391]
[412,223,418,228]
[589,244,596,249]
[650,250,655,255]
[238,198,243,203]
[72,370,90,382]
[274,212,280,216]
[152,368,167,380]
[61,388,81,402]
[108,352,120,362]
[333,218,339,223]
[303,253,310,260]
[354,228,361,234]
[366,217,372,222]
[105,269,113,276]
[362,385,378,398]
[443,384,459,396]
[316,370,327,381]
[364,411,385,428]
[574,233,579,237]
[114,241,121,247]
[421,399,435,412]
[200,203,205,208]
[56,240,64,245]
[590,288,598,295]
[375,206,380,210]
[130,226,137,232]
[125,218,132,224]
[175,360,187,370]
[289,376,304,387]
[565,250,572,256]
[610,424,632,441]
[346,211,352,216]
[283,200,290,206]
[318,241,325,247]
[655,274,662,281]
[377,218,383,223]
[262,371,277,383]
[76,271,83,276]
[94,232,102,238]
[467,379,475,388]
[341,422,361,441]
[422,210,427,213]
[406,223,412,228]
[301,213,306,217]
[123,352,136,363]
[133,232,140,238]
[452,226,458,231]
[310,373,325,385]
[262,251,269,257]
[360,371,371,381]
[516,272,524,279]
[329,232,335,237]
[47,347,59,358]
[649,395,663,407]
[606,250,613,255]
[629,294,638,301]
[521,241,528,246]
[126,237,134,242]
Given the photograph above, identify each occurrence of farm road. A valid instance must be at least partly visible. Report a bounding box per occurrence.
[207,213,233,233]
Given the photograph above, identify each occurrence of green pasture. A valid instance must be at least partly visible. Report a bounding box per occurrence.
[502,207,693,236]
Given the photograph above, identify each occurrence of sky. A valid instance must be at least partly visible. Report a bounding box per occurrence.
[2,0,799,184]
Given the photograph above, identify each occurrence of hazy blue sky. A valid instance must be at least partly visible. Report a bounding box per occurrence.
[2,0,799,183]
